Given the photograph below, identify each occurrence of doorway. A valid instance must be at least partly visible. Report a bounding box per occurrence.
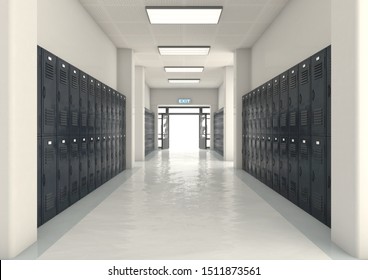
[157,107,211,150]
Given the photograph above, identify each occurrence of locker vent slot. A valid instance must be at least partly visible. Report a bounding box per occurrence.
[273,85,279,96]
[58,185,67,201]
[273,117,278,128]
[59,111,68,126]
[44,147,55,163]
[89,84,95,96]
[45,192,55,211]
[71,112,79,127]
[81,177,87,187]
[96,90,101,99]
[300,144,308,159]
[280,113,287,127]
[45,63,54,80]
[81,113,87,127]
[281,80,288,92]
[289,144,297,158]
[290,75,297,89]
[313,145,323,161]
[281,143,287,154]
[81,142,87,151]
[59,69,67,85]
[282,178,287,187]
[313,108,323,126]
[44,109,55,125]
[289,112,296,126]
[71,144,78,158]
[300,110,308,126]
[311,193,323,211]
[89,174,94,182]
[301,69,309,85]
[80,80,87,94]
[59,146,68,160]
[88,115,95,126]
[300,188,309,203]
[314,63,323,80]
[71,181,78,194]
[71,75,78,89]
[290,182,296,192]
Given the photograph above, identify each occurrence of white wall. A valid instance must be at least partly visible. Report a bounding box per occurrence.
[145,83,151,110]
[251,0,331,88]
[38,0,117,88]
[151,88,218,150]
[135,66,145,161]
[218,83,225,110]
[0,0,37,259]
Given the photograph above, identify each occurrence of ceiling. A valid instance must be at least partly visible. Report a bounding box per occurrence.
[79,0,289,89]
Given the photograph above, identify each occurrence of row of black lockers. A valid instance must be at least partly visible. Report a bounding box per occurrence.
[37,46,126,137]
[242,134,331,226]
[243,46,331,137]
[37,134,126,226]
[214,109,224,156]
[145,109,155,156]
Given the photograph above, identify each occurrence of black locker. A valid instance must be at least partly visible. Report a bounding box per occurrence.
[88,78,96,136]
[42,136,57,223]
[288,66,299,135]
[57,136,69,213]
[327,136,331,227]
[266,81,273,134]
[111,91,116,134]
[311,136,327,224]
[255,88,261,134]
[260,135,267,183]
[95,81,102,135]
[115,93,120,134]
[119,133,124,172]
[79,72,88,135]
[288,137,299,205]
[242,95,247,171]
[69,67,80,136]
[327,46,331,137]
[247,134,252,173]
[251,91,256,134]
[56,59,69,136]
[119,94,123,134]
[279,136,288,198]
[79,136,88,198]
[69,137,80,205]
[299,136,311,213]
[272,77,280,135]
[101,85,107,135]
[41,50,57,136]
[121,96,126,171]
[37,137,42,227]
[279,72,288,135]
[106,135,111,180]
[107,88,112,134]
[37,47,42,137]
[250,135,256,176]
[101,136,107,183]
[311,49,328,136]
[266,136,273,188]
[255,135,261,179]
[299,59,311,136]
[272,136,280,193]
[260,85,267,134]
[87,136,95,192]
[244,134,249,172]
[95,136,102,188]
[116,134,120,173]
[111,135,116,177]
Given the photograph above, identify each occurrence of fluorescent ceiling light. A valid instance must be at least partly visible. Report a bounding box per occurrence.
[158,46,210,56]
[168,79,200,84]
[164,66,204,73]
[146,6,223,24]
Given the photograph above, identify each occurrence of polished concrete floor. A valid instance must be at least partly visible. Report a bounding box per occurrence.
[17,150,353,260]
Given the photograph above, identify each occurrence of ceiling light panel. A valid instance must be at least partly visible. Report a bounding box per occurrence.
[168,79,200,84]
[146,6,223,24]
[158,46,210,56]
[164,66,204,73]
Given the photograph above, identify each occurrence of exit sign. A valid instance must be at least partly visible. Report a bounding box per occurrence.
[178,98,191,104]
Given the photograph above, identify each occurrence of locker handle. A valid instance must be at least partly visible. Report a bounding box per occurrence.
[58,169,61,180]
[289,97,291,105]
[42,87,46,98]
[70,165,72,175]
[299,167,302,176]
[272,159,275,166]
[70,95,72,105]
[42,174,46,186]
[299,94,302,104]
[312,89,316,101]
[288,163,291,172]
[280,161,283,168]
[58,91,61,102]
[312,171,315,182]
[79,162,82,171]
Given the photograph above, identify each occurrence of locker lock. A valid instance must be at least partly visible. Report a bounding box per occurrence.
[303,64,306,68]
[48,56,52,61]
[62,140,66,144]
[292,70,295,74]
[48,141,52,145]
[62,64,65,68]
[73,139,77,142]
[302,140,306,144]
[83,75,86,78]
[73,70,77,74]
[316,56,320,61]
[316,141,320,145]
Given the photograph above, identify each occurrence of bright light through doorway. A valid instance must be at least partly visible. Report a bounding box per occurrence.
[169,115,199,152]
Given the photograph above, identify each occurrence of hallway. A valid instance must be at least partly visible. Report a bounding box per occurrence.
[17,150,351,260]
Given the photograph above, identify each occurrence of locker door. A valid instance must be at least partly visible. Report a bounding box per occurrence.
[260,85,267,134]
[101,85,107,135]
[101,136,107,183]
[299,59,311,135]
[242,95,247,171]
[299,137,311,213]
[69,137,80,205]
[327,46,331,137]
[311,49,327,136]
[260,136,267,183]
[255,135,261,179]
[41,50,57,135]
[116,134,120,173]
[251,135,256,176]
[288,137,299,205]
[57,136,69,213]
[311,137,327,224]
[95,81,102,135]
[266,81,273,134]
[111,91,116,135]
[280,136,288,198]
[88,78,96,136]
[266,136,273,188]
[111,135,116,177]
[37,137,42,227]
[115,94,120,134]
[42,136,57,223]
[272,136,280,193]
[56,59,70,136]
[121,96,126,171]
[244,134,249,172]
[279,72,289,135]
[256,88,261,134]
[79,73,88,135]
[95,136,102,188]
[107,88,112,134]
[37,47,42,137]
[79,136,88,198]
[119,134,124,172]
[88,136,95,192]
[327,136,331,227]
[288,66,299,135]
[247,134,252,173]
[69,67,80,136]
[106,135,111,180]
[272,77,280,135]
[119,94,123,134]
